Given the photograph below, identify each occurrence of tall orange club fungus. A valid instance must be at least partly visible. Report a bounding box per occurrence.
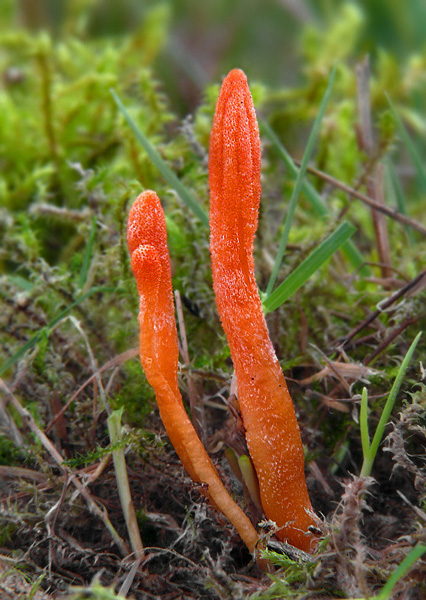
[209,69,318,552]
[127,190,259,554]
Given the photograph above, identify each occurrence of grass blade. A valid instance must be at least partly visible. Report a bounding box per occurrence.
[265,65,336,297]
[366,332,422,473]
[359,387,371,465]
[107,408,144,559]
[260,120,328,218]
[376,544,426,600]
[386,92,426,193]
[79,216,97,289]
[385,158,415,245]
[263,221,356,313]
[110,89,209,226]
[261,120,367,274]
[28,576,46,599]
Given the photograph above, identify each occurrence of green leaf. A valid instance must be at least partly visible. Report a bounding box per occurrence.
[260,120,328,218]
[376,544,426,600]
[360,331,422,477]
[385,158,415,245]
[359,387,371,464]
[265,65,336,297]
[261,119,367,274]
[79,216,97,290]
[386,92,426,193]
[110,89,209,227]
[263,221,356,313]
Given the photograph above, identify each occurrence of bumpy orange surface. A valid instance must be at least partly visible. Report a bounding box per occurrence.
[209,69,317,552]
[128,190,259,553]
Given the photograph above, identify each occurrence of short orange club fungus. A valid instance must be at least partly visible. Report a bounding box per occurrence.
[209,69,318,552]
[127,190,258,553]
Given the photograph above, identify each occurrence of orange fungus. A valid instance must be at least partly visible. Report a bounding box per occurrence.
[209,69,318,552]
[127,190,259,553]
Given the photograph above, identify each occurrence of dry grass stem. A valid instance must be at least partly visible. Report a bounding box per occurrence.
[0,379,130,557]
[299,163,426,236]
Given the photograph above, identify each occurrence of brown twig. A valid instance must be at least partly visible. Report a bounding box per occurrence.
[295,163,426,236]
[356,57,392,278]
[175,290,206,443]
[0,466,48,483]
[338,269,426,349]
[363,317,421,365]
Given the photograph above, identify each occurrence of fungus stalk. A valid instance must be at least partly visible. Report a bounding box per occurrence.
[128,190,258,554]
[209,69,318,552]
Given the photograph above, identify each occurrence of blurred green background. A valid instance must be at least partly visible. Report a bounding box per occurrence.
[4,0,426,114]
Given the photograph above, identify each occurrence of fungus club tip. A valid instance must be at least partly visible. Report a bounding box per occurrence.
[130,244,161,298]
[127,190,166,256]
[224,68,246,83]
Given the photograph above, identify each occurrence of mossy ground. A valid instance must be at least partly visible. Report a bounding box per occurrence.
[1,2,426,599]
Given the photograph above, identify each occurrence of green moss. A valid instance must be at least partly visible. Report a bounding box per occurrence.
[110,361,155,427]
